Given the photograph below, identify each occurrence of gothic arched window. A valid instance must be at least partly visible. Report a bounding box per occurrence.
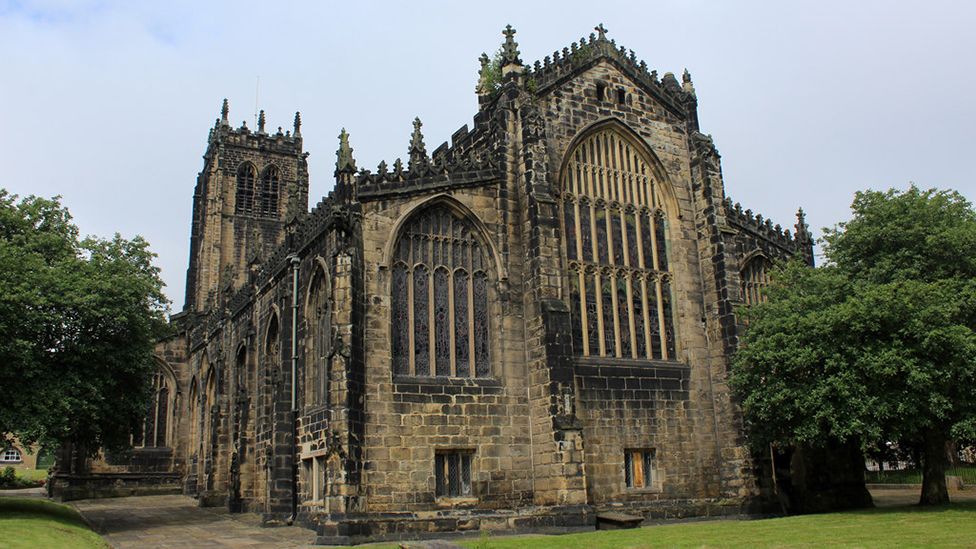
[305,264,330,406]
[262,313,280,429]
[741,255,772,306]
[135,371,172,448]
[235,163,257,214]
[562,126,676,360]
[257,166,280,217]
[391,204,492,378]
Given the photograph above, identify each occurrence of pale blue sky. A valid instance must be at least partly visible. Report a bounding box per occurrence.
[2,0,974,308]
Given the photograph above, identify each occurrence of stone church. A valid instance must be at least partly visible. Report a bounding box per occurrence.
[60,25,814,543]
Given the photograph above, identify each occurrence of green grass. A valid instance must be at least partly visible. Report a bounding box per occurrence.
[0,497,108,549]
[15,468,48,482]
[460,502,976,549]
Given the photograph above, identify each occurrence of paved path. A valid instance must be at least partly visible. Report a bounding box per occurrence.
[69,488,974,548]
[870,487,976,507]
[72,495,318,548]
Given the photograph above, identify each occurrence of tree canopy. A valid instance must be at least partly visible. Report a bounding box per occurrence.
[0,190,168,455]
[730,187,976,505]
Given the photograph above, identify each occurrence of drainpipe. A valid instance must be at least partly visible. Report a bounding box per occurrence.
[288,254,300,524]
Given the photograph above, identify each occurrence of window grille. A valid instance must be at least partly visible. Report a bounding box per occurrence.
[435,451,473,497]
[1,448,21,462]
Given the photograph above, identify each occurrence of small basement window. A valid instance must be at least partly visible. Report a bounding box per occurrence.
[435,451,472,497]
[624,448,656,489]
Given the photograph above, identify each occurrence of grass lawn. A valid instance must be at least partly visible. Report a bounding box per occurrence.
[15,468,48,482]
[459,502,976,549]
[0,497,108,549]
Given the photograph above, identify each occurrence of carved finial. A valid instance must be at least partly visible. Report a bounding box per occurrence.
[293,112,302,137]
[220,98,229,124]
[276,126,283,136]
[257,110,266,133]
[477,52,493,94]
[408,117,427,170]
[795,207,810,238]
[336,128,356,174]
[377,160,388,175]
[393,158,404,179]
[501,25,522,66]
[595,23,608,41]
[240,120,248,131]
[682,69,696,94]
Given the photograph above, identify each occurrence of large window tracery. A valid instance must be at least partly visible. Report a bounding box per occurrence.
[391,204,491,378]
[562,127,676,360]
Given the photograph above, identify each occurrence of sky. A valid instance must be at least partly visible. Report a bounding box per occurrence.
[2,0,974,309]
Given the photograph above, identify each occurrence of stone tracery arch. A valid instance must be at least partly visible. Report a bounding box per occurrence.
[560,120,677,360]
[389,200,495,378]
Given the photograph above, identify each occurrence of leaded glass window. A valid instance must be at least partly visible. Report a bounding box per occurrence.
[391,204,492,378]
[561,126,676,360]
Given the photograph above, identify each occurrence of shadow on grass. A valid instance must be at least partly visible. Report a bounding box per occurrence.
[0,497,88,525]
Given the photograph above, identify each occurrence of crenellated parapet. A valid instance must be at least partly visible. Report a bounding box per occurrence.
[205,99,304,161]
[722,198,814,265]
[353,115,500,198]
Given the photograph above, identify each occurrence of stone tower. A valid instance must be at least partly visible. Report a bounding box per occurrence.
[183,101,309,312]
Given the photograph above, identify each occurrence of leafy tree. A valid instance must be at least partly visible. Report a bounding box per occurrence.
[0,190,168,456]
[731,187,976,506]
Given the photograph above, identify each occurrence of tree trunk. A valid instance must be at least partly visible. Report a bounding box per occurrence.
[919,429,949,506]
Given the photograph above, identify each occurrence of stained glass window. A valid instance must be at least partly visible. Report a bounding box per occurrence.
[413,266,430,376]
[473,272,490,378]
[454,270,470,377]
[392,265,409,375]
[434,268,451,377]
[390,204,492,378]
[600,274,615,356]
[562,126,676,360]
[632,277,646,359]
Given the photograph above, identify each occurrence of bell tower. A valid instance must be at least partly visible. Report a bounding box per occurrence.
[183,100,309,312]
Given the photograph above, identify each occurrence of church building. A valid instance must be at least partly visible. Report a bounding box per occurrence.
[58,25,814,544]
